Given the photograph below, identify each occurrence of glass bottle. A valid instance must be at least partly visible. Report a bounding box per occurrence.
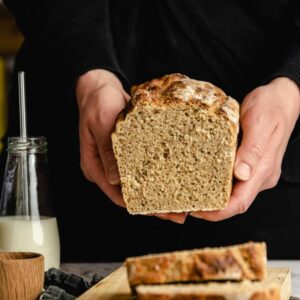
[0,137,60,270]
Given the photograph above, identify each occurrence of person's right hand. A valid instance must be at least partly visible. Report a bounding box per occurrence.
[76,69,187,224]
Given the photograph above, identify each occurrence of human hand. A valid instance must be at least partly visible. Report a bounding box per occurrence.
[191,77,300,221]
[76,69,187,223]
[76,69,129,207]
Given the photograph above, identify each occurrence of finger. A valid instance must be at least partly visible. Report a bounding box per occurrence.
[122,90,131,102]
[155,212,188,224]
[79,123,126,207]
[88,156,126,208]
[234,108,278,181]
[148,213,188,224]
[93,87,128,185]
[259,127,287,190]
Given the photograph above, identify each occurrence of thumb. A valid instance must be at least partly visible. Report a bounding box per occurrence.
[94,86,127,185]
[234,112,274,181]
[99,144,120,185]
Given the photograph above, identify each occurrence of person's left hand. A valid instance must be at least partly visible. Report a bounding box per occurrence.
[190,77,300,221]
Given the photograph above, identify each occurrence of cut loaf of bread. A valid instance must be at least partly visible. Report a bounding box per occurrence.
[136,281,280,300]
[112,73,240,214]
[126,242,267,287]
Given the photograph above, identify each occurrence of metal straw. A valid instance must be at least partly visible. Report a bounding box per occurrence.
[18,71,29,216]
[18,71,27,139]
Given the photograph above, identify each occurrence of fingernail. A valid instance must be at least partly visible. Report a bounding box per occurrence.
[235,162,251,180]
[108,164,120,185]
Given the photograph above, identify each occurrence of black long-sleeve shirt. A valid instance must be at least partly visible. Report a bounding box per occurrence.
[4,0,300,93]
[2,0,300,260]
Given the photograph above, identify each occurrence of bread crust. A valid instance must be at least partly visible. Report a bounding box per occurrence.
[126,242,267,287]
[127,73,239,126]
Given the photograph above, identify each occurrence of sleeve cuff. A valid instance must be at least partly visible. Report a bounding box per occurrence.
[265,63,300,87]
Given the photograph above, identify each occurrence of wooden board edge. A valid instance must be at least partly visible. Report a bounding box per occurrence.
[281,269,291,300]
[78,265,128,300]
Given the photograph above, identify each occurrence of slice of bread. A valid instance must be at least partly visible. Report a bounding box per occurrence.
[126,242,267,287]
[112,73,240,215]
[136,281,280,300]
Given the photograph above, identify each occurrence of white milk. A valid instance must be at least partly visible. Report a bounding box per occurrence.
[0,216,60,270]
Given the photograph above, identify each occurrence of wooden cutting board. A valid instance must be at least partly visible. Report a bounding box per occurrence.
[78,266,291,300]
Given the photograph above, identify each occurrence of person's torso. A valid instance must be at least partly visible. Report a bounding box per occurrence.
[110,0,292,100]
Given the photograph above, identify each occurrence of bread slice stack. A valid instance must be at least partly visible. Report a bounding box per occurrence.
[125,242,280,300]
[112,73,240,215]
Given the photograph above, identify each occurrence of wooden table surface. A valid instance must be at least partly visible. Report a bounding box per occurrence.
[61,260,300,297]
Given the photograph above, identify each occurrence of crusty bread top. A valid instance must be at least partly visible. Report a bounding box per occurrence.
[126,242,267,285]
[130,73,239,125]
[126,242,266,264]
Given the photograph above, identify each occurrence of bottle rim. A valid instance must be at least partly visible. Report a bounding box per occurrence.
[7,136,47,153]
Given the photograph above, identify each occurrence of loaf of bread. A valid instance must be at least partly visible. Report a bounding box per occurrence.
[126,242,267,287]
[112,73,240,214]
[136,281,280,300]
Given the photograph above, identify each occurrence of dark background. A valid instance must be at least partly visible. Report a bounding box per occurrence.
[0,1,300,262]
